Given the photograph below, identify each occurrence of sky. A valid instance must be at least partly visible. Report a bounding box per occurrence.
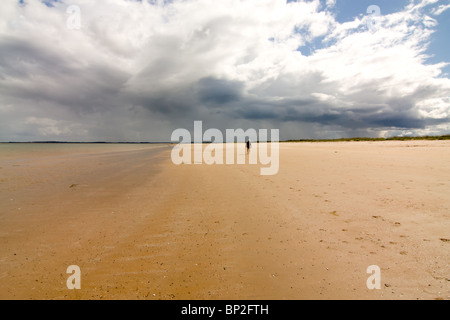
[0,0,450,142]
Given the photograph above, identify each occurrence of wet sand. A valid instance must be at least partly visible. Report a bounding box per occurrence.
[0,141,449,300]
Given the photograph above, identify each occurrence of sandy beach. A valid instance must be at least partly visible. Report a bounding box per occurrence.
[0,141,449,300]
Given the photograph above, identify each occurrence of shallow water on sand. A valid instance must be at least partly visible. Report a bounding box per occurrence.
[0,143,167,161]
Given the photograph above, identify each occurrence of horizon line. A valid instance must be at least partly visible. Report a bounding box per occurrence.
[1,135,450,144]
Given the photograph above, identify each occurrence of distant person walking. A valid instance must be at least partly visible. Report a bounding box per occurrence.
[246,138,252,154]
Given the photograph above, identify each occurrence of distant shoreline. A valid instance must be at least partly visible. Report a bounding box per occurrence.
[1,135,450,144]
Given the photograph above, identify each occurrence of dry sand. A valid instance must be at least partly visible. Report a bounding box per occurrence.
[0,141,449,300]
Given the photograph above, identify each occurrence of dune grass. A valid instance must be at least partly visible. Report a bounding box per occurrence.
[285,135,450,143]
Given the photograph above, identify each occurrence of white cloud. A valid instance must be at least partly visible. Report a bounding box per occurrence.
[417,97,450,119]
[326,0,336,8]
[431,3,450,15]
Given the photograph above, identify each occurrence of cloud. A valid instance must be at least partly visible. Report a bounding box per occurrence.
[0,0,449,141]
[325,0,336,9]
[431,3,450,15]
[196,77,244,105]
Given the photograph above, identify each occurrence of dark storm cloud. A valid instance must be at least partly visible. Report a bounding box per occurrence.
[212,94,433,132]
[0,36,129,116]
[196,77,243,105]
[125,88,198,117]
[0,36,69,79]
[124,77,244,121]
